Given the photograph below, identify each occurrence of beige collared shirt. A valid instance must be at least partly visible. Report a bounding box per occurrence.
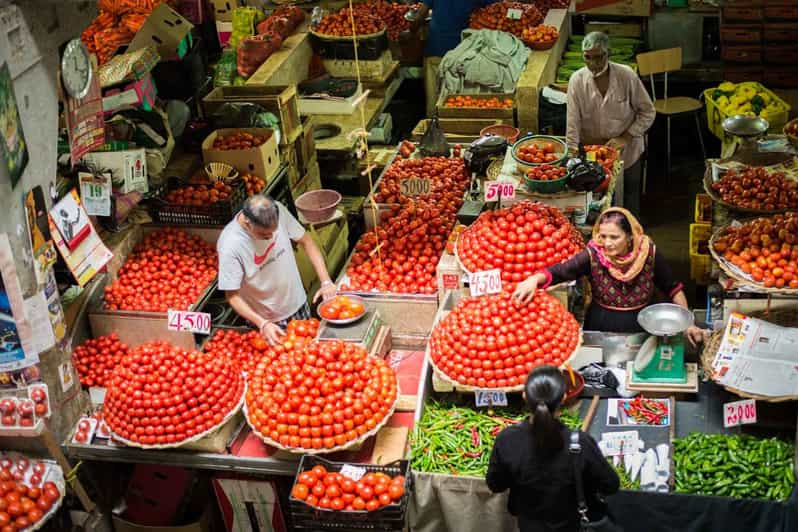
[566,62,656,168]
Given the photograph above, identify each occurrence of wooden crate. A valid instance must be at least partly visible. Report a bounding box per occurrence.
[202,85,302,145]
[436,91,515,120]
[411,118,510,144]
[322,51,394,79]
[290,157,322,201]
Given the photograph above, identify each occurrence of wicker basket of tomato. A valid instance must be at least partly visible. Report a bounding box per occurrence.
[289,455,410,530]
[524,163,568,194]
[511,135,567,171]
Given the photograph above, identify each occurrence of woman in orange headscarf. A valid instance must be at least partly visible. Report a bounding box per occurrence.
[513,207,705,344]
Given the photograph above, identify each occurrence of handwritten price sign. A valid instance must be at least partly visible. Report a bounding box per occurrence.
[167,310,212,334]
[400,178,431,197]
[475,390,508,407]
[469,269,502,297]
[506,7,523,19]
[484,181,515,202]
[724,399,757,428]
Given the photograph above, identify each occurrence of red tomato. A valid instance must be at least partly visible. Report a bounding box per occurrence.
[291,484,309,500]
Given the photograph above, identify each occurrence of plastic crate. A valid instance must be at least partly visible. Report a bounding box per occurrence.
[309,31,389,61]
[690,223,712,285]
[149,178,247,226]
[703,81,791,142]
[289,455,410,531]
[694,194,712,224]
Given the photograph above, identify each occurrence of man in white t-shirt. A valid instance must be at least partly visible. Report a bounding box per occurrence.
[217,195,337,344]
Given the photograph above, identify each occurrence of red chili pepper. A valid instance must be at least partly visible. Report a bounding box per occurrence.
[463,451,482,458]
[471,426,481,448]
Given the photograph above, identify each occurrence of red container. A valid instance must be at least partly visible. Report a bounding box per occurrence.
[722,44,763,63]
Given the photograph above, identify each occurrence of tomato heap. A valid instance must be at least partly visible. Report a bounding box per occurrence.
[241,172,266,197]
[103,228,217,312]
[203,319,320,374]
[469,2,543,38]
[103,341,244,446]
[165,181,234,206]
[72,333,129,388]
[584,145,618,171]
[710,166,798,211]
[0,459,61,531]
[526,164,566,181]
[712,213,798,288]
[212,132,267,151]
[350,1,420,41]
[521,25,559,49]
[291,464,405,512]
[319,296,365,321]
[430,291,580,389]
[444,95,513,109]
[372,157,469,206]
[315,9,385,37]
[516,141,563,164]
[457,201,584,283]
[245,339,398,451]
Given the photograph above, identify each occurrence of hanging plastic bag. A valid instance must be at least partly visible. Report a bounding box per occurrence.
[230,6,266,50]
[566,145,606,192]
[213,50,237,87]
[419,114,450,157]
[236,31,283,78]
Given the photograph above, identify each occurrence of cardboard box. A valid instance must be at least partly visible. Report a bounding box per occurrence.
[574,0,651,16]
[210,0,240,22]
[129,4,194,61]
[82,149,148,194]
[212,477,287,532]
[124,465,195,526]
[202,128,280,183]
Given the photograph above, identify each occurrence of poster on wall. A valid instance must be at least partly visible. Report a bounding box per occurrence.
[0,62,28,187]
[0,233,39,383]
[24,186,57,285]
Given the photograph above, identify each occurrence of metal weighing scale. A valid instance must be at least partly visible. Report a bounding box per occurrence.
[722,115,793,167]
[630,304,694,384]
[317,309,391,359]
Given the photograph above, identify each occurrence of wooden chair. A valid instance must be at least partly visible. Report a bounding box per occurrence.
[636,47,706,180]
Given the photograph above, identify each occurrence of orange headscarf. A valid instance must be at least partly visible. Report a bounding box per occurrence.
[588,207,652,283]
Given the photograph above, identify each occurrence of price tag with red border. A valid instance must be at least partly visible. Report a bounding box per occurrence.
[167,310,212,334]
[724,399,757,428]
[484,181,515,202]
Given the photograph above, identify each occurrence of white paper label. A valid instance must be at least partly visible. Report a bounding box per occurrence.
[507,7,522,19]
[89,387,107,406]
[469,269,502,297]
[79,172,112,216]
[167,310,212,334]
[339,464,367,481]
[484,181,515,202]
[399,178,431,197]
[600,430,640,457]
[58,362,74,393]
[475,390,508,407]
[724,399,757,428]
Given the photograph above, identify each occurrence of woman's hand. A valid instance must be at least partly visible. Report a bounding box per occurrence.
[685,325,708,347]
[259,321,285,346]
[512,274,544,305]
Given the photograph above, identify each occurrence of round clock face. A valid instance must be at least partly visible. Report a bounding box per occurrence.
[61,39,92,99]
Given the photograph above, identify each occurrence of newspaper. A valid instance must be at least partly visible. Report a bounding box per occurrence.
[712,312,798,397]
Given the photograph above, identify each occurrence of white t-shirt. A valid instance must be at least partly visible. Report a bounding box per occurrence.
[217,202,307,322]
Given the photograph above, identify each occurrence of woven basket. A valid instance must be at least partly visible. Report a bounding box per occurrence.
[309,27,386,42]
[702,165,790,215]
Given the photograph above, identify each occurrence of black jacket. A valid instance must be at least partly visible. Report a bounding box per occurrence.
[486,419,620,532]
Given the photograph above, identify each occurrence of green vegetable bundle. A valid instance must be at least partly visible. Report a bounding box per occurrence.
[612,461,640,491]
[410,401,582,477]
[673,432,795,500]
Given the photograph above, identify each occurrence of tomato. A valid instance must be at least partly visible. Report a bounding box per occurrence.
[291,484,309,500]
[0,513,7,527]
[35,497,50,512]
[710,166,798,211]
[388,483,404,501]
[27,507,43,523]
[352,497,366,510]
[365,499,381,511]
[6,504,19,518]
[311,482,325,498]
[357,484,374,501]
[311,466,327,479]
[468,2,543,39]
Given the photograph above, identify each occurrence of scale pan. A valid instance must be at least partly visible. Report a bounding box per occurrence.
[637,303,694,337]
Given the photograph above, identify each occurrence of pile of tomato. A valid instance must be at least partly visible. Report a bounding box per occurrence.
[444,95,513,109]
[103,228,217,312]
[319,296,365,321]
[242,172,266,197]
[0,458,61,531]
[457,200,584,283]
[103,341,244,447]
[212,132,267,151]
[73,333,130,388]
[315,9,385,37]
[372,157,469,206]
[712,213,798,288]
[350,1,420,41]
[710,166,798,211]
[430,291,580,389]
[526,164,566,181]
[468,2,543,39]
[165,181,234,206]
[245,339,397,451]
[516,141,563,164]
[202,319,320,374]
[291,464,405,512]
[584,145,618,170]
[521,25,559,49]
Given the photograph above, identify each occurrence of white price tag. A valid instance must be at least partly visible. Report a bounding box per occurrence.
[507,7,523,19]
[475,390,508,407]
[724,399,757,428]
[88,386,107,406]
[469,269,502,297]
[600,430,640,457]
[399,178,431,197]
[339,464,367,481]
[78,172,112,216]
[167,310,212,334]
[484,181,515,202]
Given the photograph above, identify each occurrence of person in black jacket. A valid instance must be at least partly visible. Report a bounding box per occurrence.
[486,366,620,532]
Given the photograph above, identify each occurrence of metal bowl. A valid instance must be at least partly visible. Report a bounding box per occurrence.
[637,303,694,337]
[722,115,769,138]
[317,295,367,326]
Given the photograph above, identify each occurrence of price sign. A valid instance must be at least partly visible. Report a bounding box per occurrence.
[475,390,508,407]
[469,269,502,297]
[340,464,367,481]
[78,172,111,216]
[724,399,757,428]
[167,310,212,334]
[507,7,523,19]
[484,181,515,202]
[400,178,431,197]
[600,430,640,457]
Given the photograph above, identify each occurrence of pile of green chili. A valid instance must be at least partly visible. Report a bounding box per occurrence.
[673,432,795,500]
[611,462,640,491]
[410,401,582,477]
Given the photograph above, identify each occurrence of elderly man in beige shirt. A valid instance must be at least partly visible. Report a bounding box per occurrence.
[566,32,656,217]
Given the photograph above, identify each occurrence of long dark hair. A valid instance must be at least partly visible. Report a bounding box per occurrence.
[598,211,633,238]
[525,365,567,456]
